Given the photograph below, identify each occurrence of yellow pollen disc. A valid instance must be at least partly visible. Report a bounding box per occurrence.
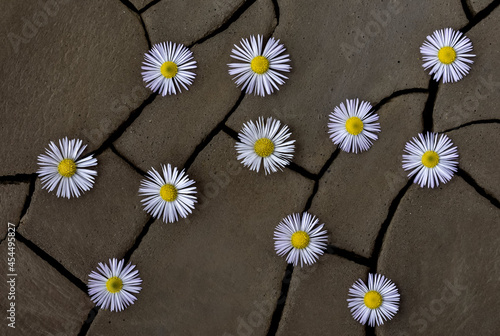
[291,231,310,249]
[160,184,178,202]
[106,277,123,294]
[364,290,383,309]
[345,116,364,135]
[250,56,270,74]
[254,138,275,157]
[421,150,440,168]
[57,159,77,177]
[160,61,178,78]
[437,46,456,65]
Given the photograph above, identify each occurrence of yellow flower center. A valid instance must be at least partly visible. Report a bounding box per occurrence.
[291,231,310,249]
[254,138,275,157]
[364,290,383,309]
[250,56,270,74]
[345,117,364,135]
[160,61,178,78]
[437,46,456,65]
[57,159,77,177]
[160,184,178,202]
[106,276,123,294]
[421,150,440,168]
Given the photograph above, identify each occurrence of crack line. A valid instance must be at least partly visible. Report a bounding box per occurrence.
[140,0,260,48]
[460,0,500,33]
[372,88,429,112]
[422,78,439,132]
[77,307,99,336]
[118,0,138,13]
[139,0,161,14]
[287,162,316,180]
[188,0,258,48]
[92,92,158,156]
[304,148,341,210]
[117,0,151,48]
[271,0,280,26]
[19,235,96,336]
[0,176,35,243]
[325,245,372,268]
[183,91,246,171]
[441,119,500,133]
[110,144,146,176]
[18,175,36,223]
[460,0,474,20]
[370,179,413,273]
[139,12,152,48]
[0,173,36,184]
[15,233,87,293]
[222,124,239,140]
[266,263,293,336]
[457,168,500,208]
[123,216,156,262]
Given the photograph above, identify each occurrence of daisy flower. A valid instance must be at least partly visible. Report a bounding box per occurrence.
[273,212,328,267]
[139,164,197,223]
[228,34,291,97]
[235,117,295,174]
[328,99,381,153]
[142,42,197,96]
[37,137,97,199]
[347,273,400,327]
[402,132,459,188]
[88,258,142,312]
[420,28,475,83]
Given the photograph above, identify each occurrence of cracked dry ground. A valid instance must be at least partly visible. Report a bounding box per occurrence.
[1,0,500,335]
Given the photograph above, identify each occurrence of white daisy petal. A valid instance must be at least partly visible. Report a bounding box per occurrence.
[138,164,197,223]
[235,117,295,175]
[37,137,98,199]
[142,42,197,96]
[420,28,475,83]
[273,212,328,267]
[347,273,400,327]
[88,258,142,312]
[228,34,291,97]
[402,132,459,188]
[328,98,381,153]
